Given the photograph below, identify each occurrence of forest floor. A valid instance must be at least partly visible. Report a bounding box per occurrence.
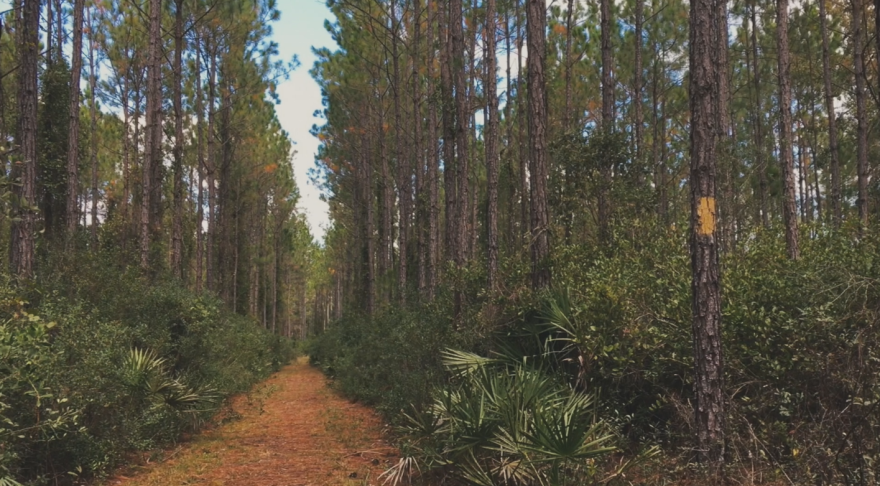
[102,357,397,486]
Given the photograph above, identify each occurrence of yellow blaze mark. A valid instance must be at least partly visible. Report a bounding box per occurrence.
[697,197,716,235]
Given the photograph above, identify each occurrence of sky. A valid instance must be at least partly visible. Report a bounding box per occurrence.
[273,0,336,243]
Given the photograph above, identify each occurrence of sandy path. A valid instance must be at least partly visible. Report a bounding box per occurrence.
[104,358,396,486]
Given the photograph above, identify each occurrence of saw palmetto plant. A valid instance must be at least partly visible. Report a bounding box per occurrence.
[122,348,217,414]
[383,347,621,486]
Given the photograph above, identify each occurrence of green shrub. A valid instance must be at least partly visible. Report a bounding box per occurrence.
[313,222,880,483]
[0,257,294,485]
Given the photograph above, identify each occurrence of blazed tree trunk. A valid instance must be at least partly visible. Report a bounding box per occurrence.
[88,8,98,249]
[172,0,185,279]
[11,0,39,278]
[777,0,799,259]
[853,0,869,230]
[66,0,84,240]
[749,0,769,228]
[486,0,499,292]
[819,0,841,226]
[526,0,550,290]
[689,0,725,466]
[599,0,613,242]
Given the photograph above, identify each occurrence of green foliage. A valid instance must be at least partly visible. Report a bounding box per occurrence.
[308,307,470,417]
[314,220,880,483]
[37,59,71,241]
[384,348,619,486]
[0,256,294,485]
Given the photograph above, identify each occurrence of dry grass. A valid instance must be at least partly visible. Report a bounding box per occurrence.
[100,357,397,486]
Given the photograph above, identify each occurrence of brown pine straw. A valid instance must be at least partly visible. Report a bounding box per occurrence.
[104,357,398,486]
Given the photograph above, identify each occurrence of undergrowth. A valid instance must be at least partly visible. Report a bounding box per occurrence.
[0,254,294,485]
[310,221,880,485]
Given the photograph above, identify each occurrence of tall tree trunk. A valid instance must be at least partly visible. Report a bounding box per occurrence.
[46,0,52,63]
[451,0,469,270]
[172,0,185,279]
[361,123,375,314]
[526,0,550,290]
[715,0,733,249]
[11,0,39,278]
[391,1,409,305]
[599,0,613,242]
[652,41,664,221]
[88,8,98,249]
[207,46,217,291]
[749,0,769,228]
[66,0,84,240]
[195,30,204,292]
[689,0,725,466]
[517,0,529,240]
[426,0,439,300]
[819,0,839,225]
[413,0,425,299]
[122,74,131,252]
[853,0,869,229]
[440,1,457,265]
[486,0,499,291]
[378,100,392,288]
[777,0,799,259]
[55,0,62,58]
[633,0,642,160]
[142,0,162,270]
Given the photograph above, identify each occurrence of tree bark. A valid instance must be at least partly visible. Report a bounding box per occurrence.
[633,0,642,160]
[486,0,499,292]
[88,8,98,249]
[66,0,84,240]
[195,29,204,292]
[853,0,868,230]
[172,0,185,279]
[749,0,769,228]
[207,44,217,290]
[390,1,410,305]
[440,0,457,265]
[142,0,162,270]
[426,0,439,300]
[715,0,733,249]
[527,0,550,290]
[689,0,725,465]
[599,0,613,242]
[451,0,469,271]
[777,0,800,259]
[819,0,841,226]
[11,0,39,278]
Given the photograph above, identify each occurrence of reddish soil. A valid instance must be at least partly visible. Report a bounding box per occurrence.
[104,358,397,486]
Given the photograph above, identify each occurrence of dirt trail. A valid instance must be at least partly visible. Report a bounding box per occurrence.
[105,358,396,486]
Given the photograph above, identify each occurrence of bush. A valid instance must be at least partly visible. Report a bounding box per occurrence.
[0,258,294,485]
[312,221,880,484]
